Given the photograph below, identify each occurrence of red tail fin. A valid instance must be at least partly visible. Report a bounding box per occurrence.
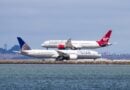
[97,30,112,47]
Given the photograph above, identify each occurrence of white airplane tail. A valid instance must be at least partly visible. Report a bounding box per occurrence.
[17,37,31,51]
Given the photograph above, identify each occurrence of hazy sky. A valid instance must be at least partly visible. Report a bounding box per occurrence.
[0,0,130,53]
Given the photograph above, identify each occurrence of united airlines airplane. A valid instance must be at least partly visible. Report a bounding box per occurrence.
[17,37,101,60]
[42,30,112,49]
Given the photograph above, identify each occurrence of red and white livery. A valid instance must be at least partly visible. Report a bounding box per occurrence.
[42,30,112,49]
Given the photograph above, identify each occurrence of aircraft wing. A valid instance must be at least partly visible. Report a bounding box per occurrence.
[56,50,69,57]
[56,50,69,60]
[65,38,77,49]
[65,38,72,47]
[56,50,78,60]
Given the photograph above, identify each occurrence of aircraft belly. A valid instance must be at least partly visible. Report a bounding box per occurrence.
[46,45,57,48]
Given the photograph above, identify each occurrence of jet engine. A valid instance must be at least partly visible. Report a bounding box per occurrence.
[69,54,78,60]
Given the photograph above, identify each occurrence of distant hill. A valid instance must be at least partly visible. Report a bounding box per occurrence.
[0,45,31,59]
[0,48,7,53]
[8,45,20,53]
[0,45,20,54]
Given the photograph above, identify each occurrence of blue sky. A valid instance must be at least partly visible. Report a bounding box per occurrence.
[0,0,130,53]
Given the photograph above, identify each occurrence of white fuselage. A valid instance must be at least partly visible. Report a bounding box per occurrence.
[21,50,101,60]
[42,40,100,49]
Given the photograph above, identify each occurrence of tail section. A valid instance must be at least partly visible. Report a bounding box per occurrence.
[17,37,31,51]
[97,30,112,47]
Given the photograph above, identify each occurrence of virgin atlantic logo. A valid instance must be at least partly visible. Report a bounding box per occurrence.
[103,37,109,41]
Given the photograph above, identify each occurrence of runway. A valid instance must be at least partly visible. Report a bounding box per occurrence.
[0,59,130,64]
